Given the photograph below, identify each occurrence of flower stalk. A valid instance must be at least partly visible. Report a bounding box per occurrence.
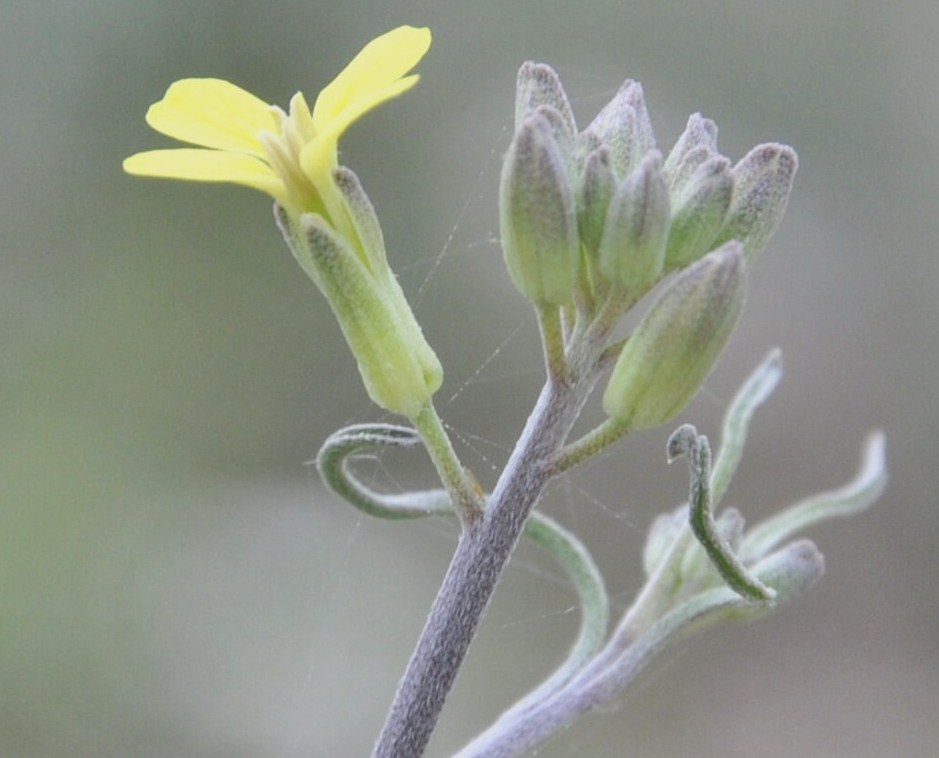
[412,403,484,528]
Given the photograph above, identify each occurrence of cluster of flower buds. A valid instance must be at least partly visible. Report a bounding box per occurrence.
[501,63,797,429]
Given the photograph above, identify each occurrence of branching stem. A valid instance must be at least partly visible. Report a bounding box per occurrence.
[372,335,607,758]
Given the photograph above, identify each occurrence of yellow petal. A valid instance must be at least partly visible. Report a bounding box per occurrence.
[299,76,419,190]
[123,148,287,204]
[312,26,431,129]
[145,79,278,156]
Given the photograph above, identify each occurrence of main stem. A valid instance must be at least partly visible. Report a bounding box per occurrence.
[372,337,604,758]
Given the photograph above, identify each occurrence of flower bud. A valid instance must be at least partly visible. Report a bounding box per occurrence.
[712,143,798,262]
[664,113,719,184]
[290,213,442,418]
[597,150,669,295]
[515,62,576,136]
[585,79,655,178]
[578,146,616,256]
[664,155,734,269]
[500,111,580,306]
[602,241,746,429]
[534,105,577,169]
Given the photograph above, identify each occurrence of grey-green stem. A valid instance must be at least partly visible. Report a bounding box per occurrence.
[371,329,608,758]
[315,422,611,719]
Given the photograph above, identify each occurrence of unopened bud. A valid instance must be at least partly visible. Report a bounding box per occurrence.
[664,113,719,183]
[664,156,734,269]
[500,111,580,306]
[713,143,798,262]
[515,62,576,136]
[597,150,669,295]
[585,80,655,178]
[602,242,746,429]
[578,146,616,256]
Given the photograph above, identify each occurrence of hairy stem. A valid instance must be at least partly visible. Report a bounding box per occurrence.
[372,336,606,757]
[536,303,569,385]
[413,402,485,529]
[548,415,630,476]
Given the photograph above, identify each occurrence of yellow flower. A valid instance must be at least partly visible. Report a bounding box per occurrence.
[124,26,443,419]
[123,25,431,226]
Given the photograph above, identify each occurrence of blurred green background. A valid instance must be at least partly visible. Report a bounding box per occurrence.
[2,1,936,756]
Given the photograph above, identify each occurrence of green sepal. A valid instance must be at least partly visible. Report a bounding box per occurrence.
[290,212,442,418]
[331,165,388,272]
[330,167,444,396]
